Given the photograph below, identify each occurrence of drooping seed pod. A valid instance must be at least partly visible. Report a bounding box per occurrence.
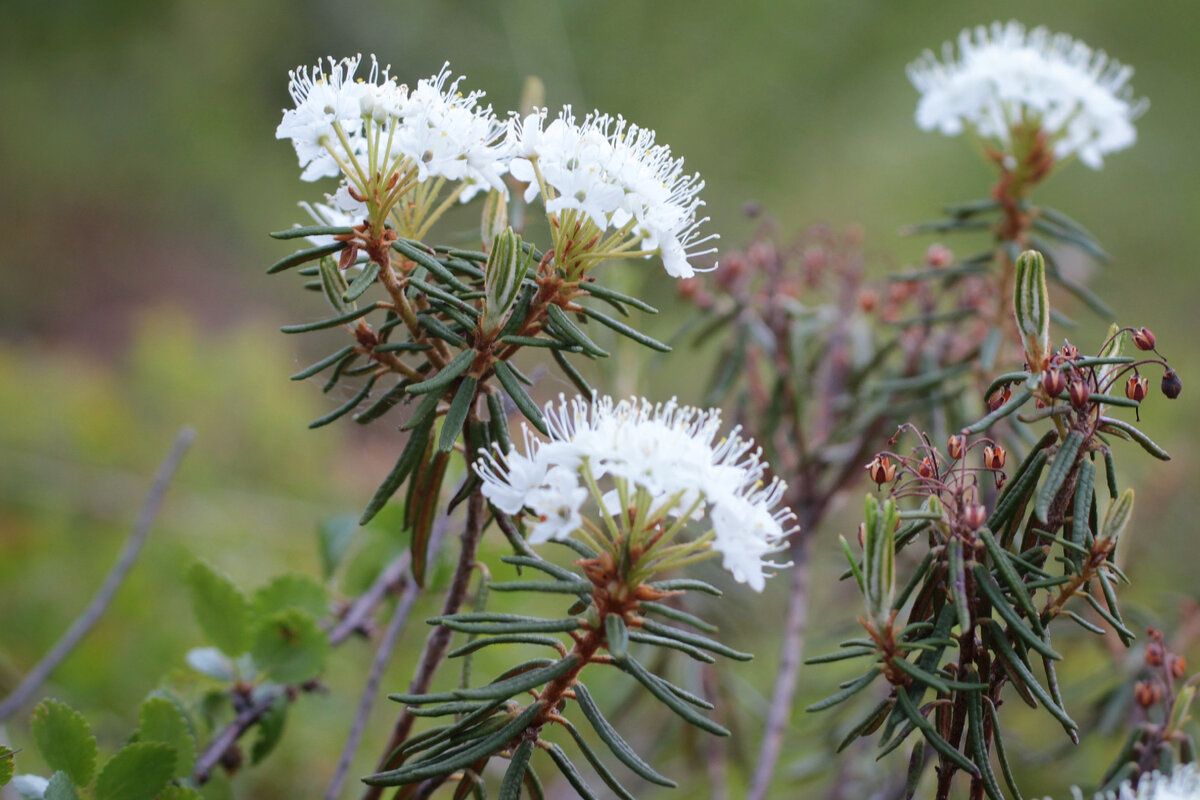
[1134,680,1163,708]
[917,457,936,479]
[987,385,1012,412]
[1060,341,1080,361]
[1146,640,1165,667]
[1068,379,1091,408]
[947,433,967,461]
[865,455,897,486]
[963,503,987,530]
[1133,326,1157,351]
[1169,654,1188,680]
[1162,369,1183,399]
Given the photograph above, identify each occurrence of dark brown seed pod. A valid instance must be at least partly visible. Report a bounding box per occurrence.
[1162,369,1183,399]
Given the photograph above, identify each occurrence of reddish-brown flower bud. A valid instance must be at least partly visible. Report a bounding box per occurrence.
[858,288,879,313]
[1133,327,1157,351]
[917,457,936,479]
[947,434,967,461]
[1042,369,1066,398]
[963,504,987,530]
[1169,654,1188,680]
[1068,379,1091,408]
[988,386,1012,412]
[865,455,897,486]
[1126,375,1149,403]
[1146,640,1165,667]
[1162,369,1183,399]
[1134,680,1163,708]
[926,243,953,269]
[1060,342,1080,361]
[983,445,1006,470]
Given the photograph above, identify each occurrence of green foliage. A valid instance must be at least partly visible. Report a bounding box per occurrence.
[185,561,251,657]
[250,608,329,685]
[249,693,289,765]
[44,773,81,800]
[138,696,196,778]
[94,742,176,800]
[31,700,97,788]
[251,574,327,621]
[0,746,14,788]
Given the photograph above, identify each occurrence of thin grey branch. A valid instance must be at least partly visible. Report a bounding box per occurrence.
[0,426,195,721]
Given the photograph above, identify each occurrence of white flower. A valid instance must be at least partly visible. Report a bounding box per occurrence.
[908,21,1147,168]
[1046,764,1200,800]
[507,108,717,277]
[276,55,368,181]
[476,394,794,590]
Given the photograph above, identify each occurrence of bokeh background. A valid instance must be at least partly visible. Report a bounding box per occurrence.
[2,2,1198,798]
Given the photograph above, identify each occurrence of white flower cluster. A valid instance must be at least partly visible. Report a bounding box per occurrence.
[476,395,794,591]
[276,55,509,202]
[907,21,1147,169]
[508,108,716,278]
[1045,764,1200,800]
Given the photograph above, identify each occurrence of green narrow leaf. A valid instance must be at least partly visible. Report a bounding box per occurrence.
[972,566,1060,660]
[1035,430,1084,523]
[582,283,658,314]
[616,654,729,736]
[639,601,718,633]
[450,656,581,702]
[391,239,473,293]
[965,669,1004,800]
[433,617,582,636]
[267,241,346,274]
[341,262,381,302]
[291,345,357,381]
[493,361,548,435]
[414,313,467,347]
[439,377,477,452]
[544,743,599,800]
[407,349,476,395]
[185,561,251,657]
[309,375,378,429]
[319,257,353,314]
[551,349,594,396]
[836,699,892,753]
[626,631,715,663]
[977,528,1037,620]
[546,304,609,357]
[448,634,565,659]
[556,719,638,800]
[579,306,670,352]
[1101,489,1135,542]
[31,701,97,788]
[904,741,926,800]
[270,224,354,240]
[408,448,450,587]
[839,535,865,593]
[647,578,723,596]
[364,702,544,786]
[279,302,379,333]
[985,698,1024,800]
[805,669,881,712]
[964,389,1033,435]
[573,683,675,787]
[498,740,533,800]
[358,417,432,525]
[138,697,196,778]
[638,619,752,661]
[252,574,328,620]
[250,692,289,765]
[985,621,1076,731]
[94,743,176,800]
[895,689,980,779]
[947,538,970,633]
[1072,459,1096,550]
[889,658,951,695]
[250,609,330,685]
[1013,250,1051,370]
[487,392,512,453]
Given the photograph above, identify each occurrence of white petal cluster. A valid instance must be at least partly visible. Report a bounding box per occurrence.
[508,108,717,278]
[476,395,794,591]
[276,56,510,198]
[907,21,1147,169]
[1045,764,1200,800]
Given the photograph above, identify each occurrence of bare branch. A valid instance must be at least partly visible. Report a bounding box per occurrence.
[0,427,195,721]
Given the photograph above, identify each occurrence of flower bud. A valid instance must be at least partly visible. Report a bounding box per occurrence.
[1125,375,1149,403]
[917,457,936,479]
[1134,680,1162,708]
[1014,250,1051,370]
[865,455,897,486]
[1133,327,1157,351]
[1068,379,1091,408]
[479,228,534,337]
[983,445,1006,470]
[1162,369,1183,399]
[1042,369,1066,398]
[926,243,953,269]
[947,434,967,461]
[1146,640,1165,667]
[963,504,987,530]
[1060,342,1080,361]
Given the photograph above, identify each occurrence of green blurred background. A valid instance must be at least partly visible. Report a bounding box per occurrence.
[2,1,1198,797]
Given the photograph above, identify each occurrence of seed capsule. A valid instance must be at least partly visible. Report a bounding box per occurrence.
[1169,654,1188,680]
[917,456,936,479]
[947,434,967,461]
[1133,327,1157,351]
[1146,641,1165,667]
[988,386,1012,412]
[1134,680,1163,708]
[963,504,987,530]
[1125,375,1149,402]
[1060,341,1080,361]
[983,445,1006,470]
[1162,369,1183,399]
[1042,369,1066,398]
[1068,379,1091,408]
[865,455,897,486]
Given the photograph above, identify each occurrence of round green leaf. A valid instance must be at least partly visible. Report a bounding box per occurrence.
[0,745,15,788]
[138,697,196,778]
[31,700,97,788]
[252,574,328,621]
[250,609,329,685]
[94,743,175,800]
[185,561,250,657]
